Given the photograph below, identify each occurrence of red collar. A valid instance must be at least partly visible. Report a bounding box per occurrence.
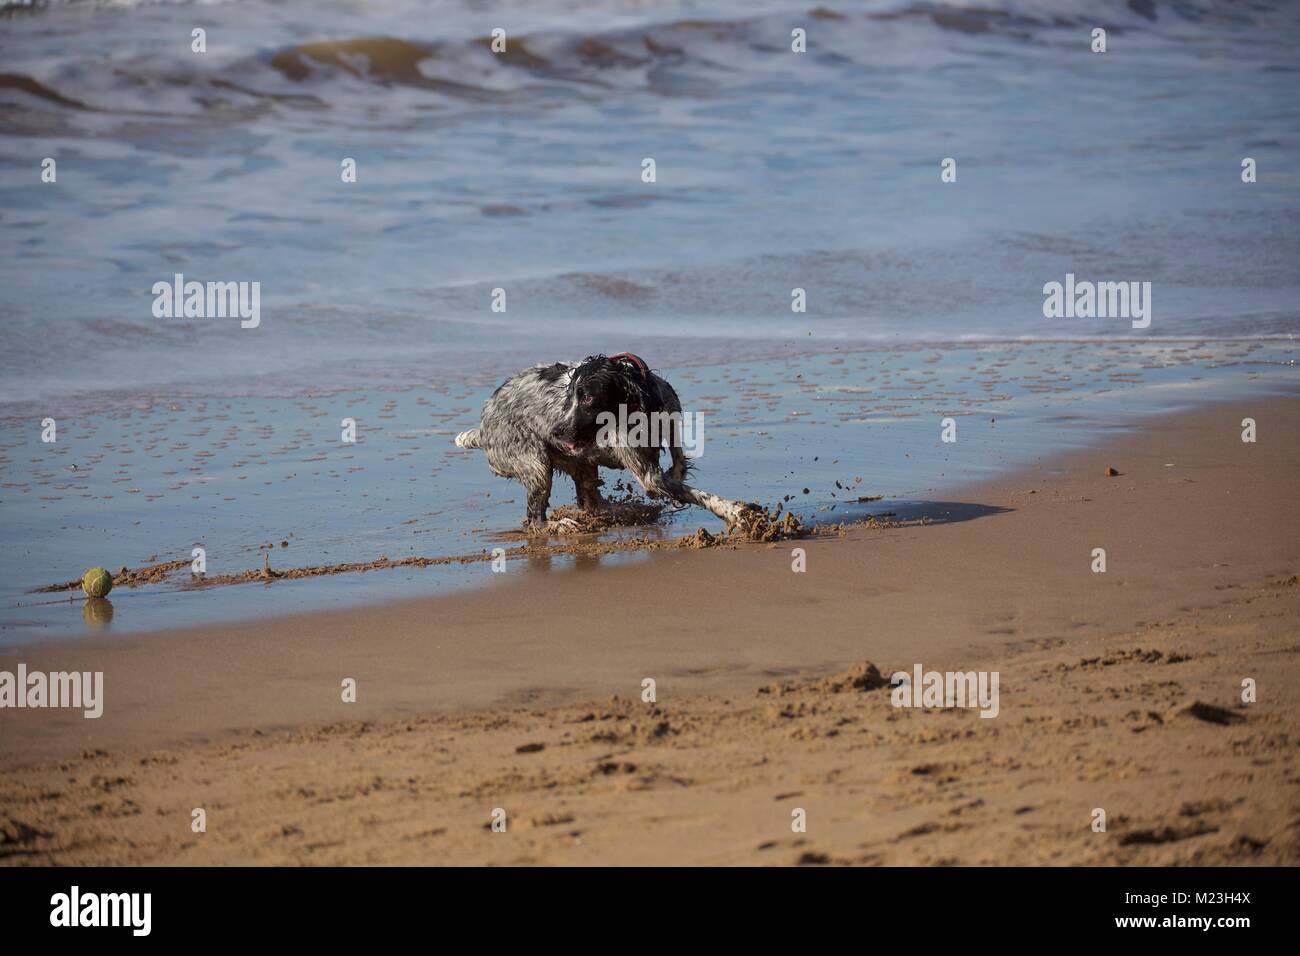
[609,352,649,379]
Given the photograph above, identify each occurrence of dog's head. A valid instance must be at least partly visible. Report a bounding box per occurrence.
[555,354,650,453]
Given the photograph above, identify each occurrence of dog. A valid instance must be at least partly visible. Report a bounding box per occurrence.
[455,353,755,530]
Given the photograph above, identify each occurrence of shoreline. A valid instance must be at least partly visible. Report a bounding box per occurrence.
[0,390,1294,746]
[1,392,1297,864]
[5,338,1296,641]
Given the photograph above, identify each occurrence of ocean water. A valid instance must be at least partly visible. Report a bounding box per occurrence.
[1,1,1298,638]
[1,0,1297,414]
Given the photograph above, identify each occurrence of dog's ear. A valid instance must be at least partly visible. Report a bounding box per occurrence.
[611,365,646,413]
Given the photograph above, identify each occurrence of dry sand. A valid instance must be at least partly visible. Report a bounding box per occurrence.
[1,394,1297,865]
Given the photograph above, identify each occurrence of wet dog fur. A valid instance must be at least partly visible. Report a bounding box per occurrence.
[455,354,754,531]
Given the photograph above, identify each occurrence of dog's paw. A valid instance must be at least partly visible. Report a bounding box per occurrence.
[727,502,802,541]
[727,501,763,526]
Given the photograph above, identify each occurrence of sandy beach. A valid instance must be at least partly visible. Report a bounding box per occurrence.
[4,0,1300,905]
[2,392,1296,865]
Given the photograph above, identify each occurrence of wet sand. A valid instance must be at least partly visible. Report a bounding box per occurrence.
[1,393,1296,864]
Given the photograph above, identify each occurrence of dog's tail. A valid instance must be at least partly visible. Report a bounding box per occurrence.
[454,428,482,450]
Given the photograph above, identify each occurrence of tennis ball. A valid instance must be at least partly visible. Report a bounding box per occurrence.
[82,567,113,599]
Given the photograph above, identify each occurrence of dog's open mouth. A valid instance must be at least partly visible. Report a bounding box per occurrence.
[561,438,584,453]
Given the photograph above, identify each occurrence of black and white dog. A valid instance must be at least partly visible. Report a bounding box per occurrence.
[455,353,755,530]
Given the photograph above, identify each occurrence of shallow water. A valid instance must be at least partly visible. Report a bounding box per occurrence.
[2,339,1295,641]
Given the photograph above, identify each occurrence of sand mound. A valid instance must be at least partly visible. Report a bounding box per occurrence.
[758,661,887,698]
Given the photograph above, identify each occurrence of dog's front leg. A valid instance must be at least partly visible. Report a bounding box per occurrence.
[670,479,754,525]
[627,457,753,525]
[573,462,608,513]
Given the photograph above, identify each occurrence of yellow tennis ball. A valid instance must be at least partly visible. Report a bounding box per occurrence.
[82,567,113,599]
